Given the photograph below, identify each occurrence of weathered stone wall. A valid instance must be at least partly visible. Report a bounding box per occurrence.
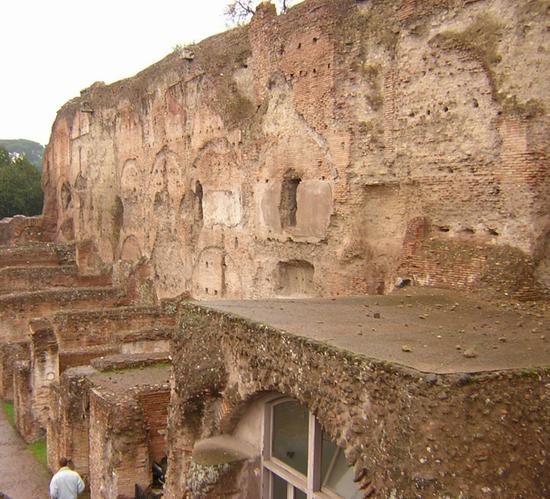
[138,390,170,463]
[42,0,550,300]
[49,305,176,351]
[0,286,126,344]
[0,341,28,400]
[0,215,55,246]
[29,319,59,428]
[166,303,550,498]
[0,265,111,294]
[49,358,171,488]
[47,370,93,480]
[89,389,150,498]
[13,360,42,442]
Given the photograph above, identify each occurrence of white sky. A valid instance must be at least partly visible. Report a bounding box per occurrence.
[0,0,234,145]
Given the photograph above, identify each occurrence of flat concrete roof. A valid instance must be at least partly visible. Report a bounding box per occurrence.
[198,287,550,374]
[89,364,170,396]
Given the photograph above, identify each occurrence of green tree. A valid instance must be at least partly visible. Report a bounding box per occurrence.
[0,146,44,219]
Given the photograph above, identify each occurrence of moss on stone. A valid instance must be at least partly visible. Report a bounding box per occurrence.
[186,461,231,497]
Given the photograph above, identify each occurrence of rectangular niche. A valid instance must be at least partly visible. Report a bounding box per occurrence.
[277,260,314,296]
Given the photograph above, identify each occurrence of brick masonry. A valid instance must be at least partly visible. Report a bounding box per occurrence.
[40,0,549,301]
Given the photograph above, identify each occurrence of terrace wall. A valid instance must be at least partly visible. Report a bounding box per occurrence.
[41,0,549,300]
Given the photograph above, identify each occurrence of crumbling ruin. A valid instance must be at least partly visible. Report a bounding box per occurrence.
[0,0,549,497]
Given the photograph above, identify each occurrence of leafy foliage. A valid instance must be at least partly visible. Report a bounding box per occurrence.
[0,146,44,219]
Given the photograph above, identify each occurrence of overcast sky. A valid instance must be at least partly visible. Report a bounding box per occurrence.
[0,0,235,145]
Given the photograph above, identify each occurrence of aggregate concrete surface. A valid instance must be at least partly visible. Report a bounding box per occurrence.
[0,408,50,499]
[200,287,550,374]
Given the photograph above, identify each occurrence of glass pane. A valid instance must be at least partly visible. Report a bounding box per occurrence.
[321,439,362,499]
[321,432,338,483]
[294,487,307,499]
[272,400,309,475]
[272,473,288,499]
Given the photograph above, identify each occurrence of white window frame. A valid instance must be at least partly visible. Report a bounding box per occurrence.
[261,397,347,499]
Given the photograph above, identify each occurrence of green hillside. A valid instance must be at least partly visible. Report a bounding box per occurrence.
[0,139,44,170]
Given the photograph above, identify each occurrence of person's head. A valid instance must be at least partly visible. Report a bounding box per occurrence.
[59,457,69,468]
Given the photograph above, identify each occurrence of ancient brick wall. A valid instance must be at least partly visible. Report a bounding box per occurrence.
[0,286,126,345]
[0,265,111,294]
[41,0,549,300]
[48,370,94,480]
[30,320,59,428]
[138,390,170,463]
[0,215,55,246]
[13,360,42,442]
[89,390,150,498]
[0,342,28,400]
[51,306,175,351]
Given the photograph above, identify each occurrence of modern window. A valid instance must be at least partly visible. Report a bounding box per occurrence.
[262,398,362,499]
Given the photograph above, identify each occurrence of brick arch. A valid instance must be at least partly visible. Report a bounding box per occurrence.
[216,381,361,466]
[166,305,375,495]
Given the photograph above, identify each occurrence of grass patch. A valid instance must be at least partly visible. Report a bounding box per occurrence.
[2,402,48,469]
[28,439,48,468]
[2,401,15,428]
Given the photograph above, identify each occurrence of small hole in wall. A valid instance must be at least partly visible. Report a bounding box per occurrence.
[438,226,450,232]
[313,68,317,74]
[327,63,331,69]
[205,261,208,268]
[321,176,325,180]
[265,179,269,183]
[313,37,318,43]
[298,42,302,49]
[426,109,431,115]
[214,290,218,296]
[443,106,449,112]
[279,45,285,55]
[234,237,238,249]
[205,288,209,294]
[488,228,499,236]
[461,228,475,234]
[472,98,479,108]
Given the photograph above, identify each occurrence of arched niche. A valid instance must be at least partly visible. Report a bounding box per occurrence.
[120,235,142,262]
